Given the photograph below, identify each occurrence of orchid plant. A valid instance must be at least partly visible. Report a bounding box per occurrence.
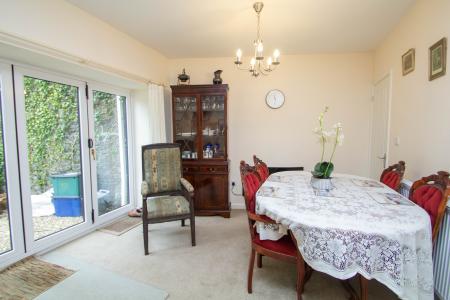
[312,106,344,179]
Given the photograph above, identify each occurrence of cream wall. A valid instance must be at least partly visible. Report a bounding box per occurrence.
[169,54,374,207]
[0,0,168,83]
[374,0,450,181]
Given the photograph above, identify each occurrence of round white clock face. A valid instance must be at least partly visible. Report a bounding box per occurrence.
[265,89,285,109]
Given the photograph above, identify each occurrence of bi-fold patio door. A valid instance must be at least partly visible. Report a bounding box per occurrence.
[0,64,133,261]
[14,67,94,253]
[87,84,133,224]
[0,62,24,265]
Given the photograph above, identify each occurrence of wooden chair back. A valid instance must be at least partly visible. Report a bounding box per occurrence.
[240,161,262,239]
[380,161,406,191]
[409,171,450,242]
[253,155,269,181]
[240,161,261,213]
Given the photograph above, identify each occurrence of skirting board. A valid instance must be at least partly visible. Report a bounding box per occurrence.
[231,202,245,210]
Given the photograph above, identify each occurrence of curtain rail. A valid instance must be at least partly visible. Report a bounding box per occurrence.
[0,30,167,88]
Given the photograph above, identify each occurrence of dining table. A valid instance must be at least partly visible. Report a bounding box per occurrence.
[255,171,434,300]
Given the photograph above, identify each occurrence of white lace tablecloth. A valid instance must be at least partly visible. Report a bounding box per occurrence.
[255,171,433,300]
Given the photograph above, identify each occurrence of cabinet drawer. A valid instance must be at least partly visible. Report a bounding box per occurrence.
[199,166,227,173]
[183,166,199,173]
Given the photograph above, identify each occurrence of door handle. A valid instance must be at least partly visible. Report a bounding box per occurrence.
[91,148,96,160]
[377,154,386,160]
[377,153,386,167]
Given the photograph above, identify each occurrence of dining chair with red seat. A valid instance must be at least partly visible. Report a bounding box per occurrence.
[380,161,406,191]
[240,160,306,300]
[253,155,270,182]
[409,170,450,242]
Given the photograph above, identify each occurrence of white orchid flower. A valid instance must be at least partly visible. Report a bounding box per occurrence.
[337,133,344,146]
[312,106,344,174]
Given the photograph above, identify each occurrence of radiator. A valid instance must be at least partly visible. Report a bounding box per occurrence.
[434,207,450,300]
[399,179,412,197]
[399,180,450,300]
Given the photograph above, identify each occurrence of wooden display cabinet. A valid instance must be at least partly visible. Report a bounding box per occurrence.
[171,84,230,218]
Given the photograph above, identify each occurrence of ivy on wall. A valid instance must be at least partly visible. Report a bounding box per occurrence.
[24,77,81,193]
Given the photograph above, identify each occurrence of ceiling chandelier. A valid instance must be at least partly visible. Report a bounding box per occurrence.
[234,2,280,77]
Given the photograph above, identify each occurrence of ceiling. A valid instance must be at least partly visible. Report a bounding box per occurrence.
[67,0,416,59]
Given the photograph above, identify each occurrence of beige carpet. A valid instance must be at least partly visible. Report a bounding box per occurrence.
[40,210,398,300]
[98,216,141,236]
[0,257,74,299]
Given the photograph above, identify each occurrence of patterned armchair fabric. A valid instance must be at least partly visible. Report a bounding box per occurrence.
[146,195,190,219]
[143,146,181,194]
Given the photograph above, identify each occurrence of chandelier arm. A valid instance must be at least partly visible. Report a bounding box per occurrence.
[262,63,277,72]
[235,64,250,71]
[257,63,271,76]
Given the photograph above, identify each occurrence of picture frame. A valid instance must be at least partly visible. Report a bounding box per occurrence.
[429,37,447,81]
[402,48,415,76]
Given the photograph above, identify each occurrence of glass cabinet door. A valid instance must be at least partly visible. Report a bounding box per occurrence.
[201,95,225,159]
[174,96,198,159]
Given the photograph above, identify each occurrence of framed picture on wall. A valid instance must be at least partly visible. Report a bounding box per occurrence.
[402,48,415,76]
[429,37,447,81]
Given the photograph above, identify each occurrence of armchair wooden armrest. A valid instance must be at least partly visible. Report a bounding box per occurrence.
[247,212,277,224]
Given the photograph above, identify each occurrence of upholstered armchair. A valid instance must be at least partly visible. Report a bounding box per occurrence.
[141,143,196,255]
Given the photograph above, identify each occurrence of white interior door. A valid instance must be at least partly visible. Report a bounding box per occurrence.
[14,67,93,253]
[369,73,391,180]
[87,83,133,224]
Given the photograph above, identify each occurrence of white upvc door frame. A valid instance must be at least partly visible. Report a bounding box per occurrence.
[87,82,135,226]
[13,66,93,254]
[0,62,25,267]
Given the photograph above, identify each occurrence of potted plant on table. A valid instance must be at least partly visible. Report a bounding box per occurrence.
[311,106,344,190]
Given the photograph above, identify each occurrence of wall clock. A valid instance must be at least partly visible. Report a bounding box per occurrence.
[265,89,285,109]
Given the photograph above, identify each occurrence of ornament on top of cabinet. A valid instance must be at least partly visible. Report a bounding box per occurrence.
[213,70,223,84]
[265,89,285,109]
[177,68,190,85]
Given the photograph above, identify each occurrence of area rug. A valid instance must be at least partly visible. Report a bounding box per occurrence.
[0,257,74,299]
[98,216,141,236]
[36,254,168,300]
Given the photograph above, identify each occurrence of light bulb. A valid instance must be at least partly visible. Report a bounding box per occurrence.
[267,57,273,66]
[273,49,280,59]
[236,49,242,59]
[250,57,256,68]
[257,42,264,53]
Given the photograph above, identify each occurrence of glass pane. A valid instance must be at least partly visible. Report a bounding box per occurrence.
[201,95,225,159]
[24,76,84,240]
[174,96,198,159]
[93,90,130,216]
[0,79,12,254]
